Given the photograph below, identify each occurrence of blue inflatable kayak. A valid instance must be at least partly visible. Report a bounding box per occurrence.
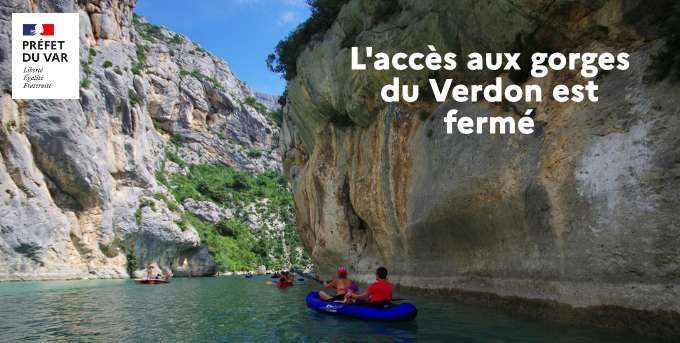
[306,292,417,321]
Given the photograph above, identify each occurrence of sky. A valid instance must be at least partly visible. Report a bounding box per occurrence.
[135,0,311,96]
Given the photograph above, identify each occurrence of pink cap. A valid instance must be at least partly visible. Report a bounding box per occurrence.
[337,266,347,277]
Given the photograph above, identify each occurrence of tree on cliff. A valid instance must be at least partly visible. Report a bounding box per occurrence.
[266,0,349,80]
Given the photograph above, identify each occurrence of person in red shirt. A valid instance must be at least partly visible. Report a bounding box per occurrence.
[345,266,393,307]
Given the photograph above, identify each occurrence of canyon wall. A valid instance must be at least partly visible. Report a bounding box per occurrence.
[0,0,281,280]
[281,0,680,326]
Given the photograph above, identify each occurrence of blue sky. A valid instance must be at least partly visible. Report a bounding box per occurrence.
[135,0,310,95]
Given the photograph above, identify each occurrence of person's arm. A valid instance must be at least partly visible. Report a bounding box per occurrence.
[323,279,336,288]
[350,290,369,300]
[352,283,375,300]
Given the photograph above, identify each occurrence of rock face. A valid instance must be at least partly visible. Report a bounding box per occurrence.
[182,198,234,224]
[281,0,680,325]
[255,92,281,113]
[0,0,280,280]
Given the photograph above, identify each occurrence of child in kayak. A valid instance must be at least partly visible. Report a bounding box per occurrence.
[319,266,355,301]
[344,266,393,307]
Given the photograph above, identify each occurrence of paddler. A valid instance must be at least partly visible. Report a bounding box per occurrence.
[278,271,294,287]
[319,266,356,301]
[144,263,155,280]
[344,266,393,307]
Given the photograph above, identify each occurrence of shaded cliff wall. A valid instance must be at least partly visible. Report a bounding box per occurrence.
[281,0,680,319]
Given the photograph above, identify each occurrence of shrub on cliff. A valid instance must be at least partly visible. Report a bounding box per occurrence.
[179,69,225,91]
[244,96,268,114]
[183,214,259,272]
[266,0,350,80]
[170,165,293,210]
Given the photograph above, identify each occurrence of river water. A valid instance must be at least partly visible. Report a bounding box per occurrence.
[0,276,654,342]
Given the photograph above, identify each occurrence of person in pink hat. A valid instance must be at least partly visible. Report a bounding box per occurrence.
[319,266,356,301]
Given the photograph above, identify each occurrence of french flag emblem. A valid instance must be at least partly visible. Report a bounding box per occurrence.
[23,24,54,36]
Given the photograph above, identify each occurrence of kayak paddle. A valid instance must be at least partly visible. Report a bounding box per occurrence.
[296,272,326,284]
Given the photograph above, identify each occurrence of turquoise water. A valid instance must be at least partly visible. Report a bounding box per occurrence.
[0,276,652,342]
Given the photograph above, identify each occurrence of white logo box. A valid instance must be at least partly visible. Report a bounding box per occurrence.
[12,13,80,99]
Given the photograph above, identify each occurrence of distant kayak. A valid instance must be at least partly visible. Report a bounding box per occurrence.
[306,292,417,321]
[134,279,169,284]
[277,280,293,288]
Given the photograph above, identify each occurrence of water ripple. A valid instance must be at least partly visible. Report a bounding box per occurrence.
[0,277,652,342]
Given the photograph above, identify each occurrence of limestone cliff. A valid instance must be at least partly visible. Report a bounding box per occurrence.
[0,0,284,280]
[281,0,680,329]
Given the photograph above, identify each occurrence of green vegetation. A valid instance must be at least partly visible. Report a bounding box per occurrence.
[266,108,284,126]
[266,0,400,80]
[179,69,225,91]
[278,89,288,107]
[340,27,360,49]
[266,0,350,80]
[131,43,148,75]
[88,47,96,65]
[155,192,179,212]
[82,61,91,76]
[102,60,113,68]
[165,147,183,166]
[247,149,263,158]
[194,46,207,56]
[162,162,309,272]
[125,248,137,275]
[135,198,156,225]
[180,214,260,271]
[245,96,268,114]
[133,13,189,48]
[244,96,283,126]
[131,61,142,75]
[82,47,96,84]
[175,216,189,231]
[133,13,164,41]
[128,88,142,107]
[170,33,185,45]
[169,164,291,211]
[169,133,183,146]
[5,120,16,132]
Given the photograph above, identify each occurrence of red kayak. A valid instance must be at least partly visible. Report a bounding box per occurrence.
[134,278,169,284]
